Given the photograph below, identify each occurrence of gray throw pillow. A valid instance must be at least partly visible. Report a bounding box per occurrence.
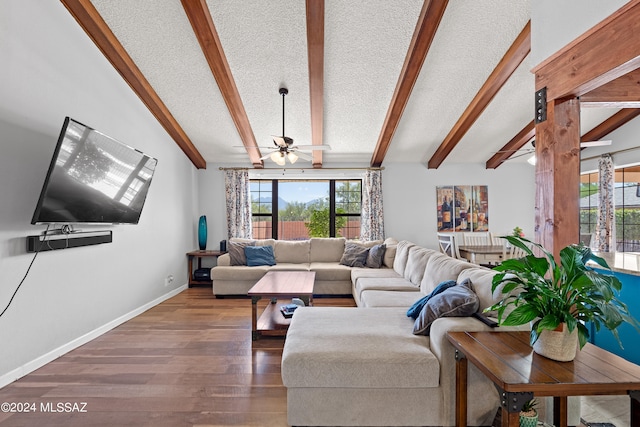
[339,242,369,267]
[229,241,255,265]
[413,278,479,336]
[366,243,386,268]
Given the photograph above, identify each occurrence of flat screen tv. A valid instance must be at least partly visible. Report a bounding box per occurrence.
[31,117,158,225]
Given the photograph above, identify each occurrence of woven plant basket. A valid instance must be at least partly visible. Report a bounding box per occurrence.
[532,323,578,362]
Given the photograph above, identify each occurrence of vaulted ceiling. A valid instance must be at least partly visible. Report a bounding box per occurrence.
[61,0,635,170]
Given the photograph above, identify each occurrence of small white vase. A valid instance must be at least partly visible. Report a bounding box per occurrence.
[532,323,579,362]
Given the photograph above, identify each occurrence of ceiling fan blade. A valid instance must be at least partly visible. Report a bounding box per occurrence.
[505,151,535,160]
[234,145,277,149]
[291,144,331,151]
[580,140,612,147]
[293,151,313,161]
[271,136,287,147]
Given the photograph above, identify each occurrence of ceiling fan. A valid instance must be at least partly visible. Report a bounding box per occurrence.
[257,87,331,166]
[496,139,612,162]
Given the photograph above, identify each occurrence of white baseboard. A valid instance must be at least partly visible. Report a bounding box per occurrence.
[0,284,188,389]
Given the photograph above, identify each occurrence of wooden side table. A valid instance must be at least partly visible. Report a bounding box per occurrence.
[447,331,640,427]
[186,250,226,287]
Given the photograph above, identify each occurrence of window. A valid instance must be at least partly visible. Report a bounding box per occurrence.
[250,179,362,240]
[580,165,640,252]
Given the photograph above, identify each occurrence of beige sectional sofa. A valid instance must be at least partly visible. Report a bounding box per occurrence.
[212,238,578,426]
[211,237,394,296]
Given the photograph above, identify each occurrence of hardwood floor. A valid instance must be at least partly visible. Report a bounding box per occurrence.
[0,288,355,427]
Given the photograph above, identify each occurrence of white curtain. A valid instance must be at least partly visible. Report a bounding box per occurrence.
[360,169,385,241]
[594,154,615,252]
[224,169,252,239]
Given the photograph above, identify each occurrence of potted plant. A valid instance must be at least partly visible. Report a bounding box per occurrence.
[519,398,538,427]
[486,235,640,361]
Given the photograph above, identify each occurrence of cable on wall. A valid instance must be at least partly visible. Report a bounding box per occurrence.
[0,224,51,318]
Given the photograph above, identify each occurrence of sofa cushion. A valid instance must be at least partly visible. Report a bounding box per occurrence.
[366,243,386,268]
[244,245,276,266]
[275,240,310,264]
[229,241,255,265]
[406,280,457,319]
[404,246,436,286]
[413,278,479,335]
[339,242,369,267]
[310,238,346,262]
[351,267,401,285]
[230,237,276,248]
[359,289,425,308]
[420,252,474,294]
[457,267,498,313]
[354,277,419,300]
[269,263,310,271]
[282,307,440,388]
[383,237,398,268]
[310,262,352,281]
[393,241,416,275]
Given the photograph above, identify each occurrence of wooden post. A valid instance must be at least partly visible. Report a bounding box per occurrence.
[534,97,581,260]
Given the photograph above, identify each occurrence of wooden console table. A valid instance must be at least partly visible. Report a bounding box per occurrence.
[186,250,226,287]
[447,331,640,427]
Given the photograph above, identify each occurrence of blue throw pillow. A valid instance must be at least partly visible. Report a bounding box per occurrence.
[244,245,276,266]
[406,280,457,319]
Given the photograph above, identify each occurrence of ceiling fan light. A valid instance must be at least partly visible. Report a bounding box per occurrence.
[527,155,537,165]
[287,151,298,164]
[270,151,286,166]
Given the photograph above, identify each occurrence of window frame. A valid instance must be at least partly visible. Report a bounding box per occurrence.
[250,179,362,240]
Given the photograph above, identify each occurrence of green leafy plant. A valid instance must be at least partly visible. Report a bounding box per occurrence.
[486,235,640,349]
[520,398,537,417]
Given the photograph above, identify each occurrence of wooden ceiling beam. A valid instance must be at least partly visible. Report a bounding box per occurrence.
[428,20,531,169]
[306,0,324,168]
[581,108,640,143]
[533,0,640,99]
[181,0,263,168]
[579,69,640,108]
[369,0,449,168]
[61,0,207,169]
[485,120,534,169]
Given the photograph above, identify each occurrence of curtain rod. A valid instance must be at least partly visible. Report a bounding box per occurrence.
[581,146,640,162]
[218,166,385,171]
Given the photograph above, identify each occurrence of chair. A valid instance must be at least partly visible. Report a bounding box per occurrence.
[462,232,491,246]
[504,244,528,260]
[437,232,461,259]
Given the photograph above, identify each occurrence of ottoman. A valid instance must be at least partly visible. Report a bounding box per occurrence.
[281,307,443,426]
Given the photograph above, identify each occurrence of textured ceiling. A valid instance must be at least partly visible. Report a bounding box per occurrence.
[88,0,620,168]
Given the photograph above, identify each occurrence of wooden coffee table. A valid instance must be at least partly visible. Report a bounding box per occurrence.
[447,331,640,427]
[247,271,315,341]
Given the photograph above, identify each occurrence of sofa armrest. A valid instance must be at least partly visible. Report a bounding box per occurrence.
[217,253,230,266]
[428,317,529,425]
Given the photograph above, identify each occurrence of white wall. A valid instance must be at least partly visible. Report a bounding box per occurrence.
[198,161,536,251]
[383,162,536,249]
[0,1,198,383]
[530,0,628,67]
